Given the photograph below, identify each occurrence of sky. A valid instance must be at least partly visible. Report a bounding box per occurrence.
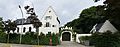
[0,0,105,26]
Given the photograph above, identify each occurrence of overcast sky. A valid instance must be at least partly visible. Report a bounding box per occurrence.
[0,0,105,26]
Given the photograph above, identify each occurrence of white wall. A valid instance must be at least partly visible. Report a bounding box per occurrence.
[39,6,59,34]
[14,24,36,34]
[11,6,60,35]
[76,34,91,43]
[99,20,118,33]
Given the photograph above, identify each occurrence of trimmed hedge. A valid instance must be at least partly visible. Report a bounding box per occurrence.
[0,32,60,45]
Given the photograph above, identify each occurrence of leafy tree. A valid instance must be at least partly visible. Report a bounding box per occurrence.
[10,21,17,33]
[3,19,17,33]
[0,17,4,32]
[94,0,120,31]
[3,19,17,43]
[24,5,42,45]
[65,6,106,34]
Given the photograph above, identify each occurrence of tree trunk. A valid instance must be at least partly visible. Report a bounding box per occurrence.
[36,27,39,45]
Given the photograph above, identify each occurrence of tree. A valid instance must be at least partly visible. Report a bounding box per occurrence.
[94,0,120,31]
[24,5,42,45]
[3,19,17,43]
[3,20,17,33]
[10,21,17,33]
[0,17,4,32]
[65,6,106,34]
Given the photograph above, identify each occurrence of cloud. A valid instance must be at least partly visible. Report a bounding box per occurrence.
[0,0,104,26]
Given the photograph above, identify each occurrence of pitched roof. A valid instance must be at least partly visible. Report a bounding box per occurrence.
[15,18,32,25]
[95,23,104,32]
[92,20,118,33]
[41,6,60,24]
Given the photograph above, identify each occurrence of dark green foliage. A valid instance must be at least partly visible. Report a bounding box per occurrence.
[9,33,19,44]
[90,31,120,47]
[94,0,120,31]
[21,32,36,44]
[52,33,58,45]
[65,6,106,34]
[0,17,4,32]
[39,35,49,45]
[78,31,120,47]
[0,31,7,43]
[0,31,59,45]
[3,19,17,33]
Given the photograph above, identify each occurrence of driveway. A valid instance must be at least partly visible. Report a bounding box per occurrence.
[0,41,92,47]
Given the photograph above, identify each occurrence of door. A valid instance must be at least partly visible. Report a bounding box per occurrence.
[62,32,71,41]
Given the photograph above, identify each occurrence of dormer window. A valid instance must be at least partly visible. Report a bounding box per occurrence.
[45,16,52,20]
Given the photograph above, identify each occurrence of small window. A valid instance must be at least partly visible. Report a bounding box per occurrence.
[23,27,26,32]
[45,16,52,20]
[29,27,31,32]
[46,22,50,27]
[17,27,19,33]
[52,25,56,27]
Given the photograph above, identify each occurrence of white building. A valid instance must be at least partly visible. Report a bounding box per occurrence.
[14,6,60,35]
[90,20,118,33]
[39,6,60,34]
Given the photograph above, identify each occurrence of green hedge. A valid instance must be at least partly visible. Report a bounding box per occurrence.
[0,32,60,45]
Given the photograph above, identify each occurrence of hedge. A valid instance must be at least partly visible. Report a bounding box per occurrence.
[0,32,60,45]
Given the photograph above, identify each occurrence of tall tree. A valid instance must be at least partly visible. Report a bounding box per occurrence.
[94,0,120,31]
[3,19,17,43]
[0,17,4,32]
[65,6,106,34]
[24,5,42,45]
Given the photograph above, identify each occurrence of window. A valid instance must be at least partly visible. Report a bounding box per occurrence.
[52,25,56,27]
[23,27,26,32]
[17,27,19,33]
[45,16,52,20]
[46,22,50,27]
[29,27,31,32]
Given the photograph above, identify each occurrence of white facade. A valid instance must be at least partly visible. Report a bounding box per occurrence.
[14,24,36,34]
[14,6,60,35]
[39,6,60,34]
[90,20,118,33]
[98,20,118,33]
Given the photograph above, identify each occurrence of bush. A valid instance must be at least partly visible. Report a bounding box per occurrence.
[0,31,7,43]
[0,32,60,45]
[90,31,120,47]
[79,36,90,45]
[9,33,19,44]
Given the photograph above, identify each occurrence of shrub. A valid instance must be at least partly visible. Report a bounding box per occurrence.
[0,31,7,43]
[90,31,120,47]
[0,32,60,45]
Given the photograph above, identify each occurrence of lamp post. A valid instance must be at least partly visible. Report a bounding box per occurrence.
[19,5,24,44]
